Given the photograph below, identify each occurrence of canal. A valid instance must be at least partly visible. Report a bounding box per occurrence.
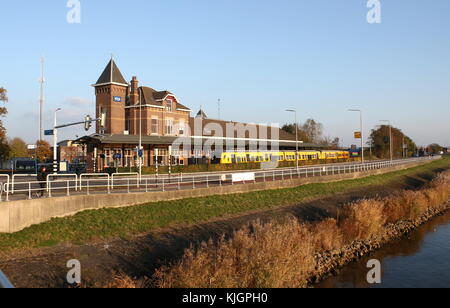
[317,210,450,288]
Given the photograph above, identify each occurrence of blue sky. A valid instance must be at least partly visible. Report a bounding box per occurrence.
[0,0,449,146]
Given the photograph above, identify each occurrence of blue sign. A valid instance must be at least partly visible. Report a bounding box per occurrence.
[113,96,122,102]
[138,150,143,158]
[113,153,122,160]
[44,129,54,136]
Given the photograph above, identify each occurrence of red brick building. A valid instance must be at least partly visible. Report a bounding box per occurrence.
[78,59,321,172]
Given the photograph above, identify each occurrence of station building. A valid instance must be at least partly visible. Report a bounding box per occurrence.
[77,59,323,172]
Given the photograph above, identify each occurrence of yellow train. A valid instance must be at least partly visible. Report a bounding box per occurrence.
[220,150,350,164]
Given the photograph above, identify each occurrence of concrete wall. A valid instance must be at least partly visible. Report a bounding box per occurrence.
[0,161,430,234]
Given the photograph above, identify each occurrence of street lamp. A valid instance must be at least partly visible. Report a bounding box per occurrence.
[53,108,62,174]
[380,120,393,162]
[348,109,364,164]
[286,109,299,170]
[138,87,143,179]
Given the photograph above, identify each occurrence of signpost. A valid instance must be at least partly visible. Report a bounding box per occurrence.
[28,145,38,174]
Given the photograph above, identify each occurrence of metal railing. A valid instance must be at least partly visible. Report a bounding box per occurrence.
[0,157,440,202]
[0,270,14,288]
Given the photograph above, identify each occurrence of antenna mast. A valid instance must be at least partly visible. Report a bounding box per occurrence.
[39,57,45,141]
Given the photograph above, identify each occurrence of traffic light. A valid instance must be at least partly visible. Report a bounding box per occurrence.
[84,115,92,131]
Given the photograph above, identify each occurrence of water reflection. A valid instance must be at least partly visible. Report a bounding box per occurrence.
[317,211,450,288]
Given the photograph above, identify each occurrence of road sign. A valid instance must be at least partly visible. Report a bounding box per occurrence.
[27,145,37,150]
[138,149,143,158]
[44,129,54,136]
[354,132,362,139]
[113,153,122,160]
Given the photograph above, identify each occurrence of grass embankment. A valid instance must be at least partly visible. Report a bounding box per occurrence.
[153,169,450,288]
[0,158,449,254]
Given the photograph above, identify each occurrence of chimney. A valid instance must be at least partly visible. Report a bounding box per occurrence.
[130,76,139,105]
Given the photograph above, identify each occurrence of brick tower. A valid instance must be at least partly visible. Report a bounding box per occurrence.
[92,58,129,134]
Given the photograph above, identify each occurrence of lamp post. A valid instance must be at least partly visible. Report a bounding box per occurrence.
[349,109,364,164]
[53,108,62,174]
[380,120,393,161]
[286,109,299,170]
[138,87,143,179]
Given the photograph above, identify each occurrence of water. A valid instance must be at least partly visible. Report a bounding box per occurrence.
[317,211,450,288]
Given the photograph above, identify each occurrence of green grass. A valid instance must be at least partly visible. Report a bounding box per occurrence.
[1,157,450,253]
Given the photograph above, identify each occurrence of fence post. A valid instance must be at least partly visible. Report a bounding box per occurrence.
[162,179,165,192]
[48,181,52,198]
[29,182,32,200]
[206,175,209,188]
[87,179,90,195]
[67,181,70,197]
[127,179,130,193]
[145,178,148,193]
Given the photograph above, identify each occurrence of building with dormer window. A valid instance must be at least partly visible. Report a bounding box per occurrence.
[77,58,322,172]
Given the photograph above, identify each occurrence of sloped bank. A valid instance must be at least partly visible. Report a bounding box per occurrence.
[151,170,450,288]
[0,160,432,234]
[311,203,450,285]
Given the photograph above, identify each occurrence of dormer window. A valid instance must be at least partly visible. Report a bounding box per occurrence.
[166,99,173,112]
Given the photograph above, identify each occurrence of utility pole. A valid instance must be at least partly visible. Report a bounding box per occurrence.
[138,87,143,179]
[39,57,45,142]
[53,108,62,174]
[217,99,222,120]
[286,109,299,170]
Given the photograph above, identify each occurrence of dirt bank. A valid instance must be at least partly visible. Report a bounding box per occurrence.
[0,164,447,288]
[311,204,450,285]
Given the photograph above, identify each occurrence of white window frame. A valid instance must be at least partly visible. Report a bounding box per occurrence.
[165,119,174,135]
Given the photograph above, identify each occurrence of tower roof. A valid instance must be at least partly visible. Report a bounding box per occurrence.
[93,59,128,86]
[196,108,208,119]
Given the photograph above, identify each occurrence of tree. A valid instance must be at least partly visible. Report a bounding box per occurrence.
[282,118,325,144]
[302,119,324,144]
[8,137,30,158]
[427,144,444,155]
[0,87,10,161]
[368,125,417,159]
[36,140,52,162]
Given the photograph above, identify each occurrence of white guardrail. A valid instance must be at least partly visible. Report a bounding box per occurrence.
[0,157,440,202]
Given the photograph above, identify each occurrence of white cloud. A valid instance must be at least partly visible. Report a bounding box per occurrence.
[64,97,93,108]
